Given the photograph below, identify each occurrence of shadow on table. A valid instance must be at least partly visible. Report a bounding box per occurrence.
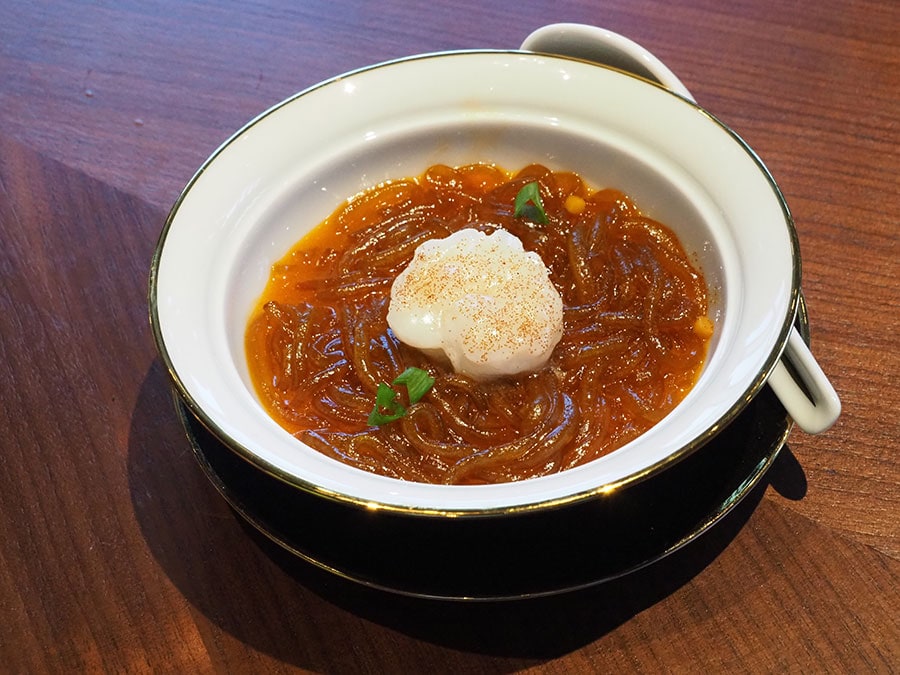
[129,358,807,665]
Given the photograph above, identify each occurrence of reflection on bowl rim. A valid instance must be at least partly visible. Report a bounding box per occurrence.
[148,49,800,517]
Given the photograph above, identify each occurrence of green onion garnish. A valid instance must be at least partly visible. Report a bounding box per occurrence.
[514,181,549,224]
[368,367,435,426]
[392,366,435,404]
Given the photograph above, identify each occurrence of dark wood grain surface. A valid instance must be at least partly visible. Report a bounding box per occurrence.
[1,0,897,671]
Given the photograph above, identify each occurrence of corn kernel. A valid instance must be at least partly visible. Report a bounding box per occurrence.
[693,315,714,338]
[564,194,586,214]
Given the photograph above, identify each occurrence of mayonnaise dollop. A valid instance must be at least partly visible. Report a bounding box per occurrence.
[387,228,564,380]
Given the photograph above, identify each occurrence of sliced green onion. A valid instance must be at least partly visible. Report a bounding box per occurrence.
[514,181,549,224]
[368,367,435,426]
[368,382,406,426]
[392,366,436,404]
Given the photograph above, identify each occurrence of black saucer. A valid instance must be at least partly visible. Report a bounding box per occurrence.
[175,302,808,601]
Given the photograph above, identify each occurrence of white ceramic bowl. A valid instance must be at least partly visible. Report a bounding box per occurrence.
[150,42,838,515]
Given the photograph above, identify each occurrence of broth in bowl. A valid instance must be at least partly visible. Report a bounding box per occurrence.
[245,162,712,484]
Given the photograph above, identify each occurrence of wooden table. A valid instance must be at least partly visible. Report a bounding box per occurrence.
[1,1,897,671]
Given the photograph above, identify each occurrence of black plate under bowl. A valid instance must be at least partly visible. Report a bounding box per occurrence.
[175,301,809,601]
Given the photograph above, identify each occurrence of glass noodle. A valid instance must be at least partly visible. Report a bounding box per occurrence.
[244,164,712,485]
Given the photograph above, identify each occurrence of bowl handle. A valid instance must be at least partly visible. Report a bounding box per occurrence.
[767,327,841,434]
[520,23,696,101]
[522,23,840,435]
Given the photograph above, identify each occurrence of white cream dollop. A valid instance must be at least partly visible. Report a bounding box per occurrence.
[387,228,564,380]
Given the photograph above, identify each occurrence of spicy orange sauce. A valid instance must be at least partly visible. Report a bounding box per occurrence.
[245,163,711,484]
